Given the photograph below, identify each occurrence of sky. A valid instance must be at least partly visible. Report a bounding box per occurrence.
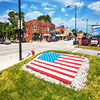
[0,0,100,33]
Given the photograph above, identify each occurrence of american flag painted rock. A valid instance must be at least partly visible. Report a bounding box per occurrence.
[26,52,85,84]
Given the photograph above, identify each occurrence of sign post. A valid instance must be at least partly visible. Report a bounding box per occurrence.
[61,25,64,50]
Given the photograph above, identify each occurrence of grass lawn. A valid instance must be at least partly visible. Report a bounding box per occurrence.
[0,50,100,100]
[76,45,100,51]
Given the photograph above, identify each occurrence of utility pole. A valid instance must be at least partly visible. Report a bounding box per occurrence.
[82,19,88,34]
[75,5,77,38]
[67,5,77,40]
[18,0,22,60]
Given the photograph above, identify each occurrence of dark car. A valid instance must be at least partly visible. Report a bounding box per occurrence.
[82,37,89,46]
[0,39,5,44]
[53,38,58,42]
[73,39,78,45]
[64,37,70,41]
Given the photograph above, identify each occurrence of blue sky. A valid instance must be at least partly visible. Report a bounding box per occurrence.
[0,0,100,33]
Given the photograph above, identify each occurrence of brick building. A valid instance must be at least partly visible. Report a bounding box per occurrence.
[24,19,55,42]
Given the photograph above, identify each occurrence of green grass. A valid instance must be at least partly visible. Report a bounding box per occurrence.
[76,46,100,51]
[0,50,100,100]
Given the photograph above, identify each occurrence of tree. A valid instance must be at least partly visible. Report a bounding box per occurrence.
[0,22,11,39]
[37,14,51,23]
[8,11,25,38]
[72,29,77,37]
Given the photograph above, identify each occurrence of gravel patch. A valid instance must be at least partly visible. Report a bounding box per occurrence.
[22,56,89,90]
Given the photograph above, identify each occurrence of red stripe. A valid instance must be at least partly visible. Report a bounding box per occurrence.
[26,65,72,84]
[30,62,75,78]
[59,56,83,62]
[54,61,79,69]
[62,54,84,59]
[56,59,81,66]
[34,60,77,73]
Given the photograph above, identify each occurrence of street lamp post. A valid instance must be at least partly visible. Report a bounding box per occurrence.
[18,0,22,60]
[82,19,88,34]
[67,5,77,40]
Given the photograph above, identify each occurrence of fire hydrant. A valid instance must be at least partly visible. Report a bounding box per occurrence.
[31,49,35,56]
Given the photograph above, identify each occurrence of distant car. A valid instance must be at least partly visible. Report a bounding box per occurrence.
[90,37,98,46]
[53,38,58,42]
[0,39,5,44]
[82,37,89,46]
[73,39,78,45]
[14,39,19,43]
[64,37,70,41]
[4,39,11,45]
[47,39,53,42]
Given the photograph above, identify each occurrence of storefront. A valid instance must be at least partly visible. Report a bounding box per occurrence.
[31,33,42,41]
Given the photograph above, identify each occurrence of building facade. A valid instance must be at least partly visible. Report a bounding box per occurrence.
[24,20,55,42]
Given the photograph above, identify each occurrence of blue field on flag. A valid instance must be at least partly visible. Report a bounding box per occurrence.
[26,52,85,84]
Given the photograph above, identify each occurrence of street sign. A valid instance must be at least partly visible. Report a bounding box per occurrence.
[18,20,22,29]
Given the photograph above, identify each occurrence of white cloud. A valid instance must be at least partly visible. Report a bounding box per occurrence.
[6,9,13,13]
[70,17,79,21]
[0,15,8,22]
[55,0,77,6]
[44,7,53,10]
[48,11,55,16]
[31,5,37,9]
[0,0,13,2]
[0,9,13,22]
[88,1,100,12]
[51,5,57,8]
[61,8,66,12]
[41,2,50,6]
[21,4,27,9]
[25,11,43,21]
[74,2,84,7]
[65,14,69,16]
[52,17,68,27]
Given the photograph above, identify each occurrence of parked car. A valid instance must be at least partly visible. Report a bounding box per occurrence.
[4,39,11,45]
[64,37,70,41]
[90,37,98,46]
[53,38,58,42]
[82,37,89,46]
[0,39,5,44]
[47,39,53,42]
[14,39,19,43]
[73,39,78,45]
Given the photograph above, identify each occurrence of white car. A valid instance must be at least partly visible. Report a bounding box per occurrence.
[4,39,11,45]
[90,37,98,46]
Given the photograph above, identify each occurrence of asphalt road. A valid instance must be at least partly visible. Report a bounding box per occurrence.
[0,40,100,71]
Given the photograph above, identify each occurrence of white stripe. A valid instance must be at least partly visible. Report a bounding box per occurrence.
[72,48,81,53]
[28,63,73,82]
[54,60,80,67]
[57,58,82,64]
[62,54,84,59]
[35,59,78,71]
[31,61,76,76]
[61,55,84,61]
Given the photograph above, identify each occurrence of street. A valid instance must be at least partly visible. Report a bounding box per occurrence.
[0,40,100,71]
